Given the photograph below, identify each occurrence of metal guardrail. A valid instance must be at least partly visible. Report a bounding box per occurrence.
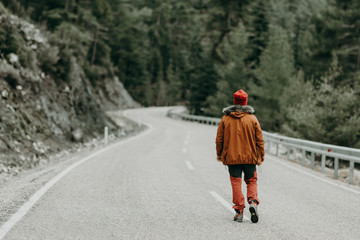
[167,108,360,184]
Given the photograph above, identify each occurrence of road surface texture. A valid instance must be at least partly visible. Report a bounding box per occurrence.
[1,107,360,240]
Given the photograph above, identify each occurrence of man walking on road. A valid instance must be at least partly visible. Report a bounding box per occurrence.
[216,89,265,223]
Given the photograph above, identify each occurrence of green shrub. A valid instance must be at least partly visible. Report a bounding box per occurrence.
[37,46,59,74]
[0,62,21,89]
[282,58,360,147]
[18,45,38,71]
[0,24,23,56]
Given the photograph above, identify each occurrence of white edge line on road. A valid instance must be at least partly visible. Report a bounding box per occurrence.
[186,161,194,170]
[209,191,250,221]
[269,155,360,195]
[0,111,153,240]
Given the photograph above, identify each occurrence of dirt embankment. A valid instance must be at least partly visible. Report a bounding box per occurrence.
[0,9,140,174]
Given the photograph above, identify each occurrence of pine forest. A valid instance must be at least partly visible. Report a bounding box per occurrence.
[1,0,360,148]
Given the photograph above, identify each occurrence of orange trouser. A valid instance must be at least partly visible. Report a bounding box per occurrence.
[229,164,259,212]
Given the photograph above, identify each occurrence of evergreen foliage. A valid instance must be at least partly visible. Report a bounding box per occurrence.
[282,57,360,148]
[250,25,295,131]
[1,0,359,147]
[305,0,360,85]
[243,0,269,69]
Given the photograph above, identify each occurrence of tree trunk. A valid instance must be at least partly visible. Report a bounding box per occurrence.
[65,0,70,11]
[356,33,360,71]
[75,0,80,25]
[91,26,99,66]
[211,7,231,64]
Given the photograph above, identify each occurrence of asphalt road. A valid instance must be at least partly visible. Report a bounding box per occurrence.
[2,107,360,240]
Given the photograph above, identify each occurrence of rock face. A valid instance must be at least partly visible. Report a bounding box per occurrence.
[0,10,140,170]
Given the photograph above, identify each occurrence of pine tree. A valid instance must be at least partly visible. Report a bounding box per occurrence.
[203,80,232,117]
[267,0,328,70]
[207,0,250,63]
[203,22,249,116]
[188,59,218,115]
[249,25,295,131]
[108,2,151,103]
[243,0,269,69]
[305,0,360,86]
[144,79,154,107]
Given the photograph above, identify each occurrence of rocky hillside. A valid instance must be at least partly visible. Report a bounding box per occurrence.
[0,6,139,173]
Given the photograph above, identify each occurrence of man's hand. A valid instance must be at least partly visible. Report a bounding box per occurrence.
[217,156,222,162]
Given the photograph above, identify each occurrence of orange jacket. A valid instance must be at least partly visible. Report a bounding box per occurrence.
[216,105,265,165]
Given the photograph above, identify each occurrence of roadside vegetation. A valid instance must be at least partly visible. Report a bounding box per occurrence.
[0,1,139,171]
[0,0,359,174]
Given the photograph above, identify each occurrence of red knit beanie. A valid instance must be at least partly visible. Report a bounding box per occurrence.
[233,89,248,105]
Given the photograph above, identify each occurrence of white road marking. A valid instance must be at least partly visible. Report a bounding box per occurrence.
[209,191,250,221]
[186,130,191,140]
[269,155,360,195]
[186,161,194,170]
[0,113,153,240]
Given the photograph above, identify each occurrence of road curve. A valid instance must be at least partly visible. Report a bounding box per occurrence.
[2,107,360,240]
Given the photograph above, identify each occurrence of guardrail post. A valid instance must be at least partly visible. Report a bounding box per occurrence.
[287,147,290,161]
[310,152,315,169]
[349,161,354,184]
[301,150,305,166]
[321,154,326,174]
[334,157,339,179]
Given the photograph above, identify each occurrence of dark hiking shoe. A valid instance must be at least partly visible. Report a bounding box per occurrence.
[234,210,243,222]
[249,202,259,223]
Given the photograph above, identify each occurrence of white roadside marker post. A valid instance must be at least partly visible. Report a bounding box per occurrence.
[104,126,108,145]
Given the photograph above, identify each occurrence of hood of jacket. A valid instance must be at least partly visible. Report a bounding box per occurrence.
[222,105,255,119]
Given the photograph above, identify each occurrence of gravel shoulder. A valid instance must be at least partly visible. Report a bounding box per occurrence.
[0,110,146,225]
